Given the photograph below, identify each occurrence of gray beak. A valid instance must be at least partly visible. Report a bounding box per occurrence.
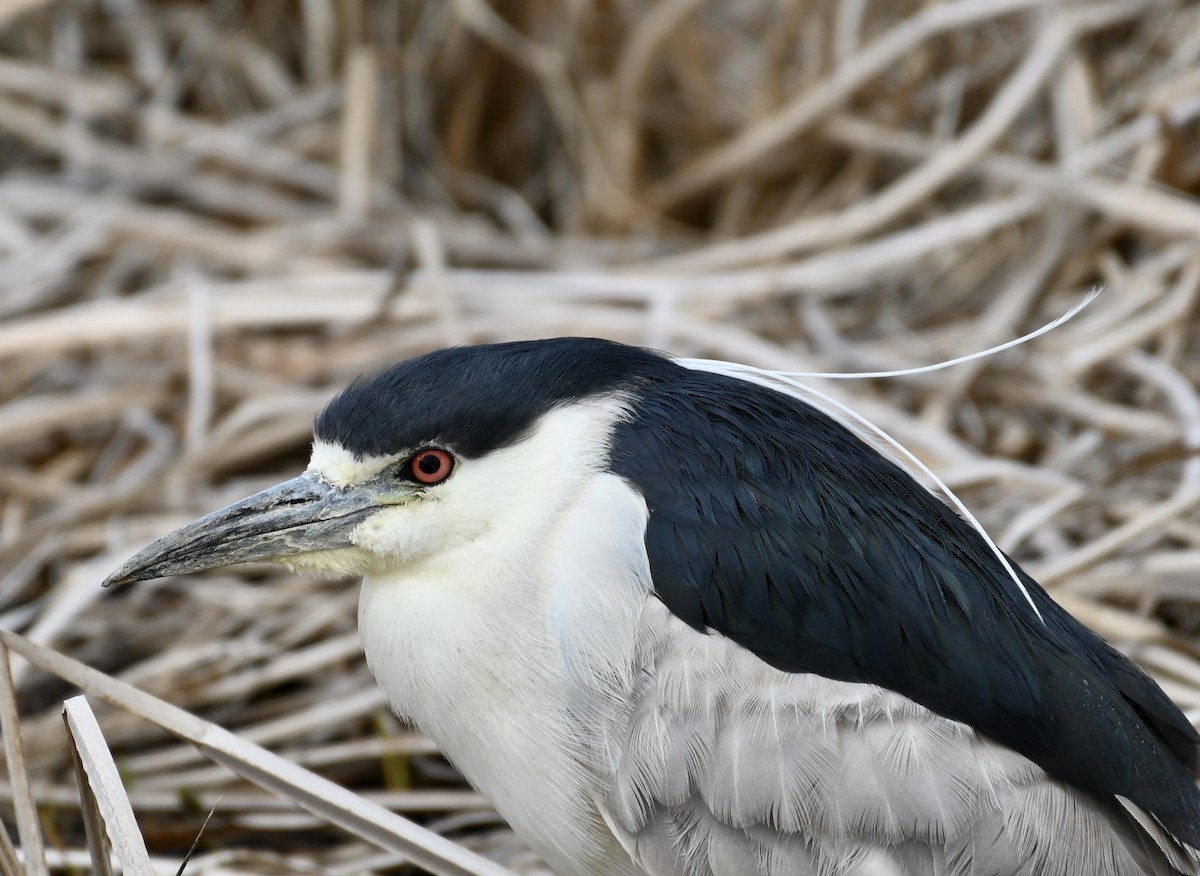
[103,471,377,586]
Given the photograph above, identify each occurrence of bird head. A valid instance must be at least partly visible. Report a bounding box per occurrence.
[104,338,666,587]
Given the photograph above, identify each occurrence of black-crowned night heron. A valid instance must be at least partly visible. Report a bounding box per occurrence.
[106,338,1200,875]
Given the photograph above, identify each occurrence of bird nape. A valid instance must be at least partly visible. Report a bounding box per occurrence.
[106,337,1200,876]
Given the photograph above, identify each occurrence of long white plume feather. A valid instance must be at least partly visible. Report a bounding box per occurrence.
[675,292,1100,622]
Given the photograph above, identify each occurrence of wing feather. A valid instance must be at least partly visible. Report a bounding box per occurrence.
[608,366,1200,848]
[596,601,1199,876]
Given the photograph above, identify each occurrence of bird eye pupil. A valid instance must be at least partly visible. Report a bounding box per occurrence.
[418,454,441,474]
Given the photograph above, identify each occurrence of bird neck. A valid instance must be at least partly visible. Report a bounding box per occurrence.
[356,471,654,875]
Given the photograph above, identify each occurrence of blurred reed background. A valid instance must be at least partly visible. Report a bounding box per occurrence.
[1,0,1200,872]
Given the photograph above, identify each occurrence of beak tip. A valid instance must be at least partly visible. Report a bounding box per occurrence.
[101,559,151,588]
[101,570,132,588]
[103,540,178,587]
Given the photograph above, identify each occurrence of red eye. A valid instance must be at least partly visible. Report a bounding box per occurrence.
[408,448,454,485]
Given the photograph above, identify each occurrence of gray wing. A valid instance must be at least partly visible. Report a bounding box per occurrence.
[592,602,1199,876]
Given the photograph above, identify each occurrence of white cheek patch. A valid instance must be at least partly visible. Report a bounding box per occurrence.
[309,440,396,487]
[352,506,425,558]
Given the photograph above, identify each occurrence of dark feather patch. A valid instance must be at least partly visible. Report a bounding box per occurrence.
[608,365,1200,848]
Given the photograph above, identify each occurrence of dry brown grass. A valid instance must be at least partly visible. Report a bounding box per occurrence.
[2,0,1200,872]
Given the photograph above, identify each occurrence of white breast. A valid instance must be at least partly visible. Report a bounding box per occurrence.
[356,444,654,875]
